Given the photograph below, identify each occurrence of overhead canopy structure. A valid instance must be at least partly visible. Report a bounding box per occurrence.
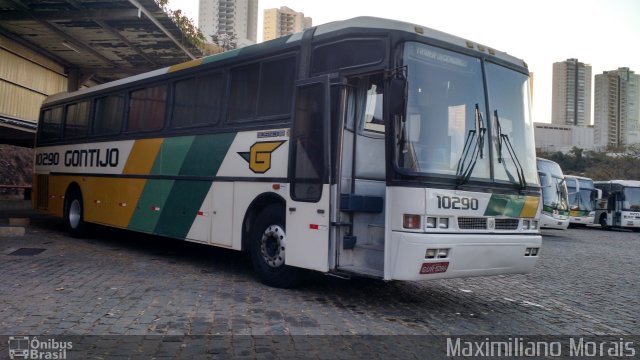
[0,0,203,147]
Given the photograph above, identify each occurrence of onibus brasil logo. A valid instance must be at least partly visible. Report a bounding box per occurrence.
[238,141,285,174]
[8,336,72,359]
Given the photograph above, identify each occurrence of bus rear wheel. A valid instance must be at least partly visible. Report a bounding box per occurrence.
[249,204,303,288]
[64,189,89,238]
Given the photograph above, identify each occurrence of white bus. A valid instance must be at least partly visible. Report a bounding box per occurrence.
[564,175,596,226]
[33,17,542,288]
[594,180,640,231]
[536,158,569,230]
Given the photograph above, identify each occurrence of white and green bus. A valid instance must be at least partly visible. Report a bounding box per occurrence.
[565,175,596,226]
[594,180,640,231]
[33,17,542,287]
[536,158,569,230]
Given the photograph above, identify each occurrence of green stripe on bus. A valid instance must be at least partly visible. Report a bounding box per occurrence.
[150,136,195,175]
[128,179,175,233]
[154,180,213,239]
[484,194,525,217]
[179,133,237,176]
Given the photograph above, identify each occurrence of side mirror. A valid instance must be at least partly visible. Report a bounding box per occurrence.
[389,78,407,117]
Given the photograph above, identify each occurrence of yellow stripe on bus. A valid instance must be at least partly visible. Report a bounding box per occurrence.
[168,58,204,73]
[520,196,540,218]
[83,177,147,228]
[123,138,164,175]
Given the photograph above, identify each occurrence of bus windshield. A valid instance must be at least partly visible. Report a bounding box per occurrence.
[398,42,537,186]
[578,179,596,211]
[623,187,640,210]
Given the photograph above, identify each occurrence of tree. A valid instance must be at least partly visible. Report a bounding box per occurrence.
[210,33,238,52]
[155,0,206,49]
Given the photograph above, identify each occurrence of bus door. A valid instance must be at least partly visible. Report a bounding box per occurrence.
[335,73,387,278]
[286,77,331,272]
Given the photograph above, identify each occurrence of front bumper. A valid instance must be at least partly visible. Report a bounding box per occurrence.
[386,231,542,281]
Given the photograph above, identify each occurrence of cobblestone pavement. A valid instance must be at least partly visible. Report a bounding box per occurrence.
[0,212,638,357]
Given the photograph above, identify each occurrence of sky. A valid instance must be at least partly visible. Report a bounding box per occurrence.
[168,0,640,125]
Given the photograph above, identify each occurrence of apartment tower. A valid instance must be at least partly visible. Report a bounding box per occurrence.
[263,6,312,41]
[551,58,592,127]
[594,68,640,148]
[198,0,258,47]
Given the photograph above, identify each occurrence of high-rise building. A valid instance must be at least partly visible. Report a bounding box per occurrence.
[199,0,258,48]
[594,68,640,148]
[551,59,592,127]
[263,6,312,42]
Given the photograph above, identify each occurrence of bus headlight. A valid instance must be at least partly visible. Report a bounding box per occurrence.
[438,217,449,229]
[523,219,530,229]
[426,217,437,229]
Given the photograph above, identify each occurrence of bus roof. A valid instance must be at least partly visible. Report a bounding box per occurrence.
[594,180,640,188]
[564,175,593,181]
[43,16,527,107]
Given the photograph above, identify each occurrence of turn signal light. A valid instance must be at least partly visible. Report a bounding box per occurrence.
[403,214,421,229]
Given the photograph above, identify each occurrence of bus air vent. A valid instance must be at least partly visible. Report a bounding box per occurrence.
[457,217,487,230]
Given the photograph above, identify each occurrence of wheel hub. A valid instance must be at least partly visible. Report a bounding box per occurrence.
[69,199,81,229]
[260,225,285,268]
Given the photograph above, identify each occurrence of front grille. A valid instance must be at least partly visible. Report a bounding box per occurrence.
[458,217,487,230]
[495,218,520,230]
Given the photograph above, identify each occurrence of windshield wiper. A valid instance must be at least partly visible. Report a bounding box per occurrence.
[456,104,486,186]
[495,110,526,189]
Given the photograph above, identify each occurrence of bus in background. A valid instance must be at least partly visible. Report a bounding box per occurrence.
[536,158,569,230]
[33,17,542,288]
[594,180,640,231]
[564,175,596,226]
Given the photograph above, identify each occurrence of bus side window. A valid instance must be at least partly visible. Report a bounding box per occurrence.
[229,63,260,121]
[172,72,223,128]
[64,101,90,138]
[291,82,326,202]
[93,95,124,135]
[40,106,63,141]
[257,56,295,117]
[127,85,167,132]
[361,75,385,134]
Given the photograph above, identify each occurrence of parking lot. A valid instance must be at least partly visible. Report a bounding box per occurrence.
[1,211,639,357]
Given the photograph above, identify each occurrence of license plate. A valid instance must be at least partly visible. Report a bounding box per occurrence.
[420,262,449,274]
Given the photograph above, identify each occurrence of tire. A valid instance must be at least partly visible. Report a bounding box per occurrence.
[599,215,610,230]
[249,204,303,288]
[64,189,89,238]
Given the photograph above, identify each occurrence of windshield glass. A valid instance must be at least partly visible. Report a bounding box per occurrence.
[485,62,538,185]
[623,187,640,210]
[578,179,596,211]
[398,42,538,187]
[537,160,568,211]
[399,42,490,179]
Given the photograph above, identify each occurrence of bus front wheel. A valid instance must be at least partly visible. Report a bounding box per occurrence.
[249,204,303,288]
[64,189,89,238]
[599,215,610,230]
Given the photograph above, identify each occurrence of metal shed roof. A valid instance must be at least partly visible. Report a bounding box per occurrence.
[0,0,203,84]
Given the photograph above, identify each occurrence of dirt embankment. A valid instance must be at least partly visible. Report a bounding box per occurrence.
[0,144,34,199]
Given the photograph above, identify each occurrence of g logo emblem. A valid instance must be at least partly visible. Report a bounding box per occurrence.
[239,141,285,174]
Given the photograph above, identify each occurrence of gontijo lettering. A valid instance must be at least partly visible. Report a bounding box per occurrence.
[36,149,119,168]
